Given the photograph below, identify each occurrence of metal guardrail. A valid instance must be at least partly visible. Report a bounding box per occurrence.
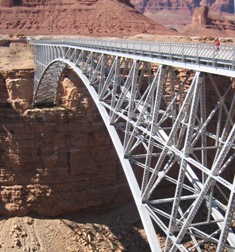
[30,37,235,72]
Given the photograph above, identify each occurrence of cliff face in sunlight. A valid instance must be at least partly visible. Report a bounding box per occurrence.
[0,0,176,37]
[130,0,234,13]
[0,64,131,217]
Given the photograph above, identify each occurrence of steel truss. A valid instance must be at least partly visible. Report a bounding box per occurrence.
[31,44,235,252]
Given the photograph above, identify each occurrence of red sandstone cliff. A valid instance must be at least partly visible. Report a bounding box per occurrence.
[0,42,133,217]
[130,0,234,33]
[0,78,132,216]
[0,0,176,37]
[180,5,235,37]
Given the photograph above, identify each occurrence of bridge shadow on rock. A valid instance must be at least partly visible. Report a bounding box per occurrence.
[48,67,154,251]
[0,201,153,252]
[51,201,152,252]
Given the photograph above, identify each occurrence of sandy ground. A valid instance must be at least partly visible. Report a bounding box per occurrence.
[0,201,156,252]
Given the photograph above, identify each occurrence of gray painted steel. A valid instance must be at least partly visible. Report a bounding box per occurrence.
[30,38,235,252]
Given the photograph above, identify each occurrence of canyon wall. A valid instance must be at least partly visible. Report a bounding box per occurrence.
[0,0,13,7]
[179,5,235,36]
[0,64,132,217]
[130,0,234,14]
[0,0,102,7]
[0,0,233,38]
[129,0,235,36]
[0,0,132,7]
[0,0,175,37]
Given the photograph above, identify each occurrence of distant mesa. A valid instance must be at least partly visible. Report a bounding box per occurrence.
[180,5,235,36]
[130,0,235,36]
[193,5,235,29]
[130,0,234,15]
[0,0,234,38]
[0,0,176,37]
[0,0,133,8]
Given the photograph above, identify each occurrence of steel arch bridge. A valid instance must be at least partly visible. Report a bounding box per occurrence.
[30,38,235,252]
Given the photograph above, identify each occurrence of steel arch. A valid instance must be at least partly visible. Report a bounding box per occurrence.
[33,60,67,105]
[31,41,235,252]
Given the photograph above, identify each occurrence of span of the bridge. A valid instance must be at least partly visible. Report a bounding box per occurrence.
[30,37,235,252]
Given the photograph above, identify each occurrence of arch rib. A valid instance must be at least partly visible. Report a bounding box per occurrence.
[31,41,235,252]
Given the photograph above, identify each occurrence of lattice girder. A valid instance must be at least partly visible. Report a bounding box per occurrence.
[31,43,235,252]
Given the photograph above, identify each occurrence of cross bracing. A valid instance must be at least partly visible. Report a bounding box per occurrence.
[30,38,235,252]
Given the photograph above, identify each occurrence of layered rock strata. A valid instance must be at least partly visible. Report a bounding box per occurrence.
[0,66,131,217]
[180,5,235,36]
[0,0,175,37]
[130,0,234,14]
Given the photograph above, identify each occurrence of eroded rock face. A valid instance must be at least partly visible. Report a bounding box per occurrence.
[192,5,209,25]
[130,0,234,14]
[0,0,176,37]
[187,5,235,34]
[0,68,131,217]
[0,0,14,7]
[0,0,74,7]
[145,0,198,11]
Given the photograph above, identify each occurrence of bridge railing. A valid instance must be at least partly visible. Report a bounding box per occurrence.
[30,37,235,71]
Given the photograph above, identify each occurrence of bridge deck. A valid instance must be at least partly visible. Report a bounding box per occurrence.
[30,37,235,77]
